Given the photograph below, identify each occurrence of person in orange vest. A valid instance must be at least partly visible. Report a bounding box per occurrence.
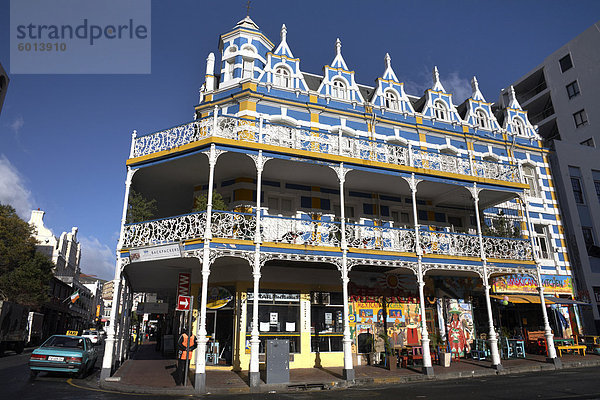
[176,328,197,386]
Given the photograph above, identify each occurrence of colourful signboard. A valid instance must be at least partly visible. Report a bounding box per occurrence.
[492,274,573,295]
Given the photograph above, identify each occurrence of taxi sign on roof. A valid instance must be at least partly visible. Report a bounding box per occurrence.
[66,330,79,336]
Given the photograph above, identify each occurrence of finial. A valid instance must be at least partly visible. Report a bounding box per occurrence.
[246,0,251,16]
[507,85,521,109]
[471,76,479,93]
[471,76,484,101]
[281,24,287,42]
[335,38,342,56]
[385,53,391,69]
[431,66,445,92]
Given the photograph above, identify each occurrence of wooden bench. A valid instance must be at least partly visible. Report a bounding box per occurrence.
[556,344,586,357]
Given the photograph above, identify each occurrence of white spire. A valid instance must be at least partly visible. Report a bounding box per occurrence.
[274,23,293,58]
[432,66,445,92]
[281,24,287,42]
[471,76,485,101]
[507,85,521,109]
[330,37,348,70]
[382,53,399,82]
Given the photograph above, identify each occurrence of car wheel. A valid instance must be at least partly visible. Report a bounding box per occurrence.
[29,370,38,380]
[76,363,87,379]
[15,342,25,354]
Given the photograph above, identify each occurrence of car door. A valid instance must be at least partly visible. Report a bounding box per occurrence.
[85,338,97,364]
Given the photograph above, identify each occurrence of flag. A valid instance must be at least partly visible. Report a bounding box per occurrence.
[70,291,80,303]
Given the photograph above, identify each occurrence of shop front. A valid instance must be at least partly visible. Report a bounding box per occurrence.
[491,274,579,344]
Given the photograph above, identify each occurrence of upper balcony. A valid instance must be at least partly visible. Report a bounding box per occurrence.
[122,210,533,262]
[129,116,522,185]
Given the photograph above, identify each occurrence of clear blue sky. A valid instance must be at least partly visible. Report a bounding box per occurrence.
[0,0,599,280]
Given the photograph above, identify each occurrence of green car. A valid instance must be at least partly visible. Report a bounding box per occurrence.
[29,335,98,378]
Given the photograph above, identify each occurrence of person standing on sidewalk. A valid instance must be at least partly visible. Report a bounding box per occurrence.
[176,328,197,386]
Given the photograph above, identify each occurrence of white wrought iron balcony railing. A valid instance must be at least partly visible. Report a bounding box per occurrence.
[131,116,521,183]
[122,210,533,261]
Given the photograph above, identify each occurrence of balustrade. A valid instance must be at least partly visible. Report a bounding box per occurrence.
[131,116,520,184]
[122,210,532,262]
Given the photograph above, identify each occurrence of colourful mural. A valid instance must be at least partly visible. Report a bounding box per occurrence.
[350,300,422,350]
[444,299,473,357]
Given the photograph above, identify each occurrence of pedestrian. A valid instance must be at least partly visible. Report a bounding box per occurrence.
[176,328,197,386]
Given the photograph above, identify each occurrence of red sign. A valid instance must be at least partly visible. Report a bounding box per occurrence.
[176,295,191,311]
[178,273,191,297]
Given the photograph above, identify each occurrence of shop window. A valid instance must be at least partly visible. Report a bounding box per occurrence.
[246,291,301,354]
[566,80,580,99]
[310,292,344,353]
[559,54,573,73]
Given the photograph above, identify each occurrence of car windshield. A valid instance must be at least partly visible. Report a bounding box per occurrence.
[82,330,95,335]
[42,336,84,349]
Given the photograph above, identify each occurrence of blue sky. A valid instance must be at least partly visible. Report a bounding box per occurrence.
[0,0,599,280]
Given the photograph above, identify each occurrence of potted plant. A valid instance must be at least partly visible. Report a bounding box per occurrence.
[379,333,397,370]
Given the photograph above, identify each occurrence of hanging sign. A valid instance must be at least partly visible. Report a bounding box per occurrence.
[206,287,233,310]
[130,244,181,262]
[177,273,191,297]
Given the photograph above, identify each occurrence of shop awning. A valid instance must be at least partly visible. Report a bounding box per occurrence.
[544,296,589,305]
[491,294,555,304]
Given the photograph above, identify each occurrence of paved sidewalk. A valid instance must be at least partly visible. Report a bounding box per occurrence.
[99,342,600,395]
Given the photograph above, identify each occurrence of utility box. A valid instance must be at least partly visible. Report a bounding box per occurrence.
[265,339,289,384]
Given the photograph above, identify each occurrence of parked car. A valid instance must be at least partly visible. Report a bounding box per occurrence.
[81,329,100,345]
[29,335,98,378]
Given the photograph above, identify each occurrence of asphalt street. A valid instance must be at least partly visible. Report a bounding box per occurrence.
[1,346,600,399]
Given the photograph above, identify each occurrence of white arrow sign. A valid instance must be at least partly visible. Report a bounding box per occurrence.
[176,295,191,311]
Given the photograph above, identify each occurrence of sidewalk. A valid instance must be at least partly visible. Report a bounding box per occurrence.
[99,342,600,395]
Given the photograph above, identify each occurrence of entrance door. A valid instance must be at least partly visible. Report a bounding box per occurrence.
[215,310,233,365]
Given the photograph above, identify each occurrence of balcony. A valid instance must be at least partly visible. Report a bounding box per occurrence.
[130,116,521,184]
[122,210,533,262]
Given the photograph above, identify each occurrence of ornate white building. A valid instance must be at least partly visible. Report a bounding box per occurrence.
[102,17,577,392]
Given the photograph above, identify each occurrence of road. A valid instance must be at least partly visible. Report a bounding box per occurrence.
[1,347,600,399]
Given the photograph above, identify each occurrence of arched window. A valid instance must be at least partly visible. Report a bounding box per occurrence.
[513,117,525,136]
[475,109,488,129]
[384,90,399,110]
[331,79,347,100]
[274,66,292,88]
[433,100,448,121]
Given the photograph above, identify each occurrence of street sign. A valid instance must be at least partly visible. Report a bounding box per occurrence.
[176,295,191,311]
[177,273,191,297]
